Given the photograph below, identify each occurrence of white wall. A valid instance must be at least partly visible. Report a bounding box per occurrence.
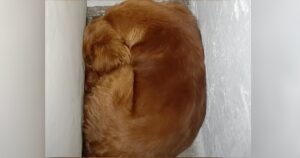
[0,0,45,157]
[182,0,251,157]
[45,0,86,157]
[253,0,300,157]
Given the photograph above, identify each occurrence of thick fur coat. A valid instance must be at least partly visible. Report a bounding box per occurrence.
[83,0,206,157]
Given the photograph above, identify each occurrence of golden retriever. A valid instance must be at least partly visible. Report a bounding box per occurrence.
[83,0,206,157]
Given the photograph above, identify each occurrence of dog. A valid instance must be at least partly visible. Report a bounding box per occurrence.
[83,0,206,157]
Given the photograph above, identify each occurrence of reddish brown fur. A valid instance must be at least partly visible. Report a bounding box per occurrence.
[83,0,206,157]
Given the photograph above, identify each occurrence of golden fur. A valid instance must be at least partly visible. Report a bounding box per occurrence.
[83,0,206,157]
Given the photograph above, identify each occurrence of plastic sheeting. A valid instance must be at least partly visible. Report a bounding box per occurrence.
[181,0,251,157]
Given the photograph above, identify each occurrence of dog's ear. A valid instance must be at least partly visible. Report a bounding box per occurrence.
[83,18,113,64]
[83,18,131,74]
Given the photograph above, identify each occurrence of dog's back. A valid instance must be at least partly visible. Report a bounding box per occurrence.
[83,0,206,156]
